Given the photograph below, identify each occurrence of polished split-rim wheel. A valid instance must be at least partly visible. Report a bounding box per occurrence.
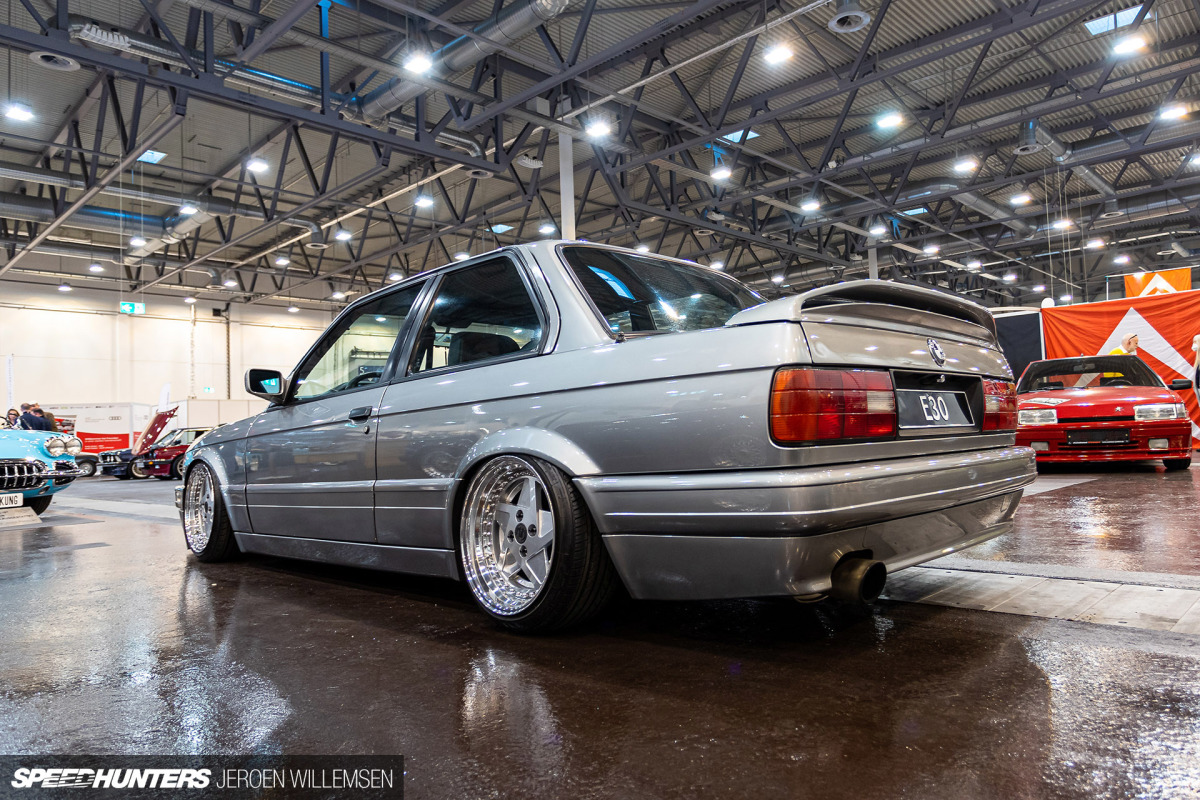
[461,456,557,617]
[183,465,216,553]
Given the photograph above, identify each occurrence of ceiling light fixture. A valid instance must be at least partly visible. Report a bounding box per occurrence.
[330,291,346,300]
[88,263,104,273]
[57,281,71,292]
[274,255,290,267]
[539,222,556,235]
[454,252,470,261]
[223,277,238,287]
[129,235,147,247]
[1112,34,1147,55]
[953,157,979,174]
[1113,254,1131,264]
[334,228,353,241]
[965,260,983,271]
[1060,293,1072,302]
[1009,192,1033,205]
[414,194,434,209]
[922,243,940,255]
[585,119,611,138]
[771,274,785,284]
[403,53,433,74]
[868,223,887,237]
[388,272,403,281]
[183,296,197,304]
[711,260,724,269]
[710,164,732,181]
[1032,284,1046,293]
[1160,104,1188,121]
[287,306,299,313]
[245,157,269,173]
[800,198,821,212]
[1086,238,1106,249]
[635,244,650,253]
[1052,218,1073,229]
[764,43,794,64]
[876,111,903,129]
[4,103,34,122]
[1003,273,1017,282]
[178,203,199,216]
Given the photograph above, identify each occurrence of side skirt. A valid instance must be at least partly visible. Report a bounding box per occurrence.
[233,532,460,580]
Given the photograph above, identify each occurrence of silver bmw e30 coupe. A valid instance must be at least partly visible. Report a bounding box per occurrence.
[176,241,1036,631]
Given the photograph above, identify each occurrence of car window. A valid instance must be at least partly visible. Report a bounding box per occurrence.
[156,430,181,447]
[1018,356,1164,392]
[560,246,762,335]
[293,283,425,401]
[409,259,542,374]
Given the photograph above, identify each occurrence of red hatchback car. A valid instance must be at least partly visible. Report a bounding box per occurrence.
[136,427,211,480]
[1016,355,1194,470]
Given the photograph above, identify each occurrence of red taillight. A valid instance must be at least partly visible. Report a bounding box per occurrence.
[982,380,1018,431]
[770,368,897,443]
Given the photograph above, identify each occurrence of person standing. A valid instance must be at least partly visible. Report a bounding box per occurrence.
[1109,332,1139,356]
[5,409,19,428]
[32,403,61,432]
[17,403,49,431]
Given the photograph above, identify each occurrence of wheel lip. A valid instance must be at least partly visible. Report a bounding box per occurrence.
[182,464,216,553]
[460,455,556,618]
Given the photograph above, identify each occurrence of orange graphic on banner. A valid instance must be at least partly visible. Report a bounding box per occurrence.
[1041,289,1200,445]
[1124,267,1191,297]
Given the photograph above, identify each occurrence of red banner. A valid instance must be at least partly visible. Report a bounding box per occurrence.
[74,432,132,453]
[1042,289,1200,445]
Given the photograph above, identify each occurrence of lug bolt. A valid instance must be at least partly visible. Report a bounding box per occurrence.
[528,525,536,535]
[520,546,527,557]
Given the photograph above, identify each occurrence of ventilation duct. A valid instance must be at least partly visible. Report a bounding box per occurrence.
[67,16,485,159]
[1029,120,1116,197]
[0,191,167,237]
[1013,120,1042,156]
[827,0,871,34]
[359,0,571,120]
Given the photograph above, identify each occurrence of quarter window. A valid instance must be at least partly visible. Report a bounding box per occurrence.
[293,283,424,400]
[410,260,542,374]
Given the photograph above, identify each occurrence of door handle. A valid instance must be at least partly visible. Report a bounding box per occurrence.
[348,406,373,421]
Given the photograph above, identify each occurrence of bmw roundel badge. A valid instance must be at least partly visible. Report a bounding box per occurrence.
[927,338,947,367]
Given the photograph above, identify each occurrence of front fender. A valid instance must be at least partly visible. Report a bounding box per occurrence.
[183,441,249,531]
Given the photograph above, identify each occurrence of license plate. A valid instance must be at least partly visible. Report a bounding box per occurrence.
[0,493,22,509]
[896,390,973,429]
[1068,429,1130,445]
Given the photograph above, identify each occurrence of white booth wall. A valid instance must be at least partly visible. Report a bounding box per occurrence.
[1,283,332,407]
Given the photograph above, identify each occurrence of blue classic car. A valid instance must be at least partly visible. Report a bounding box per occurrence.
[1,429,87,514]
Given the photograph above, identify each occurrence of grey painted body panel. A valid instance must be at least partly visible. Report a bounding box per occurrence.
[185,242,1036,601]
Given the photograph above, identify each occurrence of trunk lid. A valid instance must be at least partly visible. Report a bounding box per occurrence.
[727,279,1010,379]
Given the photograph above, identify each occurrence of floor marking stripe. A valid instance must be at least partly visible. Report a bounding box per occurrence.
[1021,476,1100,497]
[52,498,179,520]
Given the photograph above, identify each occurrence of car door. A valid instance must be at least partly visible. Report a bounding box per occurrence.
[244,281,427,542]
[375,257,548,548]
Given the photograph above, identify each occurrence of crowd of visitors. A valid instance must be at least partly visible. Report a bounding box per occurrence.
[3,403,61,432]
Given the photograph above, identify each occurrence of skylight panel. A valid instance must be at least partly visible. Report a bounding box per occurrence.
[1084,5,1147,35]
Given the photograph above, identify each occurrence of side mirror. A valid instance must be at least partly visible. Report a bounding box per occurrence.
[245,368,286,402]
[1170,378,1194,391]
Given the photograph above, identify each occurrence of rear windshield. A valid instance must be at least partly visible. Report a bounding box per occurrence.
[560,246,762,334]
[1018,356,1164,392]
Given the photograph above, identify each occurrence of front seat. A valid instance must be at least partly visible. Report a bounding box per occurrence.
[448,331,519,366]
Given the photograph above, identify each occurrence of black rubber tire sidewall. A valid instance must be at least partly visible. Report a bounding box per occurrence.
[24,496,52,515]
[1164,458,1192,471]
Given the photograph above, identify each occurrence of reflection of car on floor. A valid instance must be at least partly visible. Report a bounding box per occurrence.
[1016,355,1194,470]
[0,430,87,514]
[176,241,1036,633]
[136,428,211,480]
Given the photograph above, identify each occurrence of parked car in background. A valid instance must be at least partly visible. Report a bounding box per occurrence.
[73,452,99,478]
[135,427,211,480]
[177,242,1036,632]
[1,430,87,514]
[1016,355,1194,470]
[100,407,179,480]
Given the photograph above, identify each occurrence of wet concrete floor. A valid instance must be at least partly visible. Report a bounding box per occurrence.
[2,470,1199,798]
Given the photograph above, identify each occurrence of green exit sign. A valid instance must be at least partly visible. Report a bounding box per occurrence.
[119,302,146,315]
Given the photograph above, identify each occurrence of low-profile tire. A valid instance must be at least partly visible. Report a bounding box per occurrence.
[170,455,185,480]
[459,455,617,633]
[182,462,239,562]
[129,461,149,480]
[76,459,97,478]
[23,496,51,515]
[1164,457,1192,471]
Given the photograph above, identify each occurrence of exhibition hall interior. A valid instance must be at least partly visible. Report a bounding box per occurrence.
[2,0,1200,795]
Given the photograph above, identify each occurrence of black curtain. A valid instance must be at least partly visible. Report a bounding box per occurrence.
[995,313,1043,381]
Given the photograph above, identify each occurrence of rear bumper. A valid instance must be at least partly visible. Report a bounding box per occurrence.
[576,445,1036,600]
[1016,419,1191,462]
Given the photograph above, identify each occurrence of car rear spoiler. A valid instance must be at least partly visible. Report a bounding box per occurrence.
[726,279,998,340]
